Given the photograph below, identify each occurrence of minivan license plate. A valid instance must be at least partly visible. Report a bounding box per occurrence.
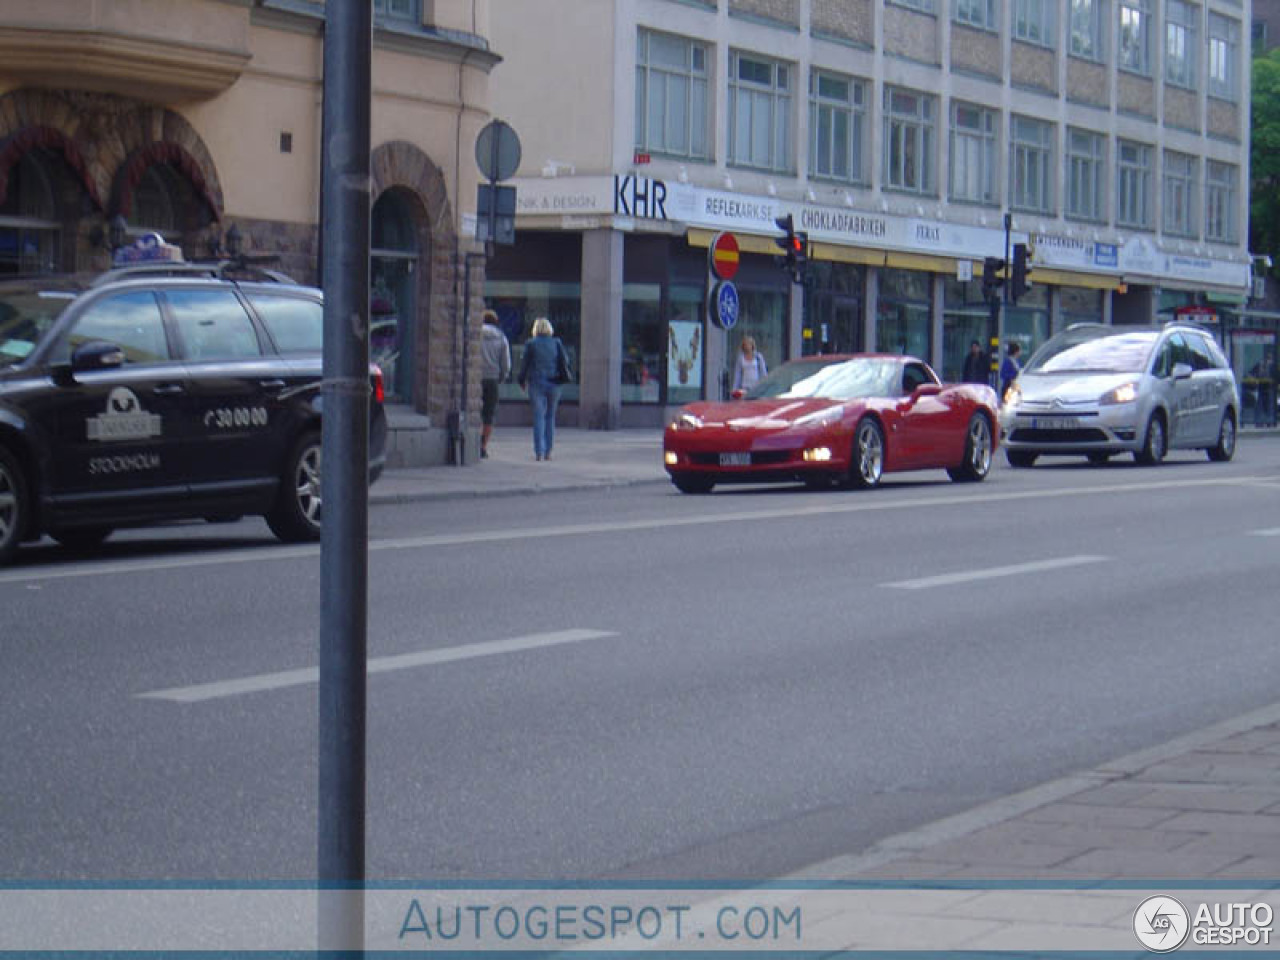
[1031,416,1080,430]
[719,452,751,466]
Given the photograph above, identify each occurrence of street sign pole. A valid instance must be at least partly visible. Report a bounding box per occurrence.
[999,212,1011,391]
[318,0,370,954]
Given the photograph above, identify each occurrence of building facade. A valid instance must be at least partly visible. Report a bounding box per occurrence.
[485,0,1261,429]
[0,0,500,464]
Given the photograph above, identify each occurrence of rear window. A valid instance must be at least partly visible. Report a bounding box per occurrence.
[248,293,323,354]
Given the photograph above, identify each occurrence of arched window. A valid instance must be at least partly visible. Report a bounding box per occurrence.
[0,149,60,275]
[370,190,420,402]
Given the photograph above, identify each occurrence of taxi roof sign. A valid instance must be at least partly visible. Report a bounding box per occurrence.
[112,233,184,267]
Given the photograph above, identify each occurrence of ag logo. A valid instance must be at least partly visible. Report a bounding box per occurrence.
[87,388,163,442]
[1134,896,1190,952]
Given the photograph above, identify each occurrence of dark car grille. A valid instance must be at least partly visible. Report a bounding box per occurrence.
[688,450,795,467]
[1009,427,1110,444]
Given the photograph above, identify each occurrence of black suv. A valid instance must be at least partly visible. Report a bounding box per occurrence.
[0,255,387,564]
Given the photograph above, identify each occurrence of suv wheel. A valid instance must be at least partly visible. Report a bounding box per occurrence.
[0,446,29,565]
[1207,411,1236,462]
[266,431,322,542]
[1135,413,1167,466]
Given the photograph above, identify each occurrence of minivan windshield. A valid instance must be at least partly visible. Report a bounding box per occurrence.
[1025,329,1159,375]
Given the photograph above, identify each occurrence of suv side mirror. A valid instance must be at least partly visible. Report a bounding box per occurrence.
[1172,362,1193,381]
[52,340,126,387]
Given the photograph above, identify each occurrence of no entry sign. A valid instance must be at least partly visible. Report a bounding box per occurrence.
[709,232,740,282]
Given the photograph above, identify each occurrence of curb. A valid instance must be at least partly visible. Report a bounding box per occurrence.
[368,474,668,506]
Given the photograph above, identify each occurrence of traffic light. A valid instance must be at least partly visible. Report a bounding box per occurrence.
[1011,242,1032,302]
[981,256,1005,301]
[792,231,808,282]
[775,214,797,274]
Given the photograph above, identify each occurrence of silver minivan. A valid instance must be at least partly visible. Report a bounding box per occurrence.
[1000,323,1240,467]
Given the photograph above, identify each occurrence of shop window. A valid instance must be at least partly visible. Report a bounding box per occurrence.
[667,285,704,405]
[877,268,931,359]
[487,280,581,404]
[943,277,991,382]
[728,286,787,393]
[371,190,420,403]
[1059,286,1104,328]
[0,149,61,275]
[623,284,663,404]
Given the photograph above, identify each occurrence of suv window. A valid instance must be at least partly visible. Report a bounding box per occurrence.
[167,289,263,361]
[53,291,170,364]
[248,293,323,354]
[1184,332,1217,371]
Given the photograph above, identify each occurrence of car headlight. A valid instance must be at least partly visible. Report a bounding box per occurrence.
[671,412,704,431]
[1003,383,1022,409]
[793,407,841,427]
[1100,382,1138,405]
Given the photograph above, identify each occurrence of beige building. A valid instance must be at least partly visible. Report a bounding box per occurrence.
[485,0,1267,428]
[0,0,499,464]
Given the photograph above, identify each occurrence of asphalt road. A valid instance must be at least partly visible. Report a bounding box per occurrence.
[3,440,1279,882]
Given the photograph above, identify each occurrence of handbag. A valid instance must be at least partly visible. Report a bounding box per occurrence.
[553,339,574,384]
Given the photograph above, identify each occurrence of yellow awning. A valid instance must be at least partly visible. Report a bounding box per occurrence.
[1031,267,1124,291]
[882,251,960,273]
[810,241,885,266]
[686,228,779,256]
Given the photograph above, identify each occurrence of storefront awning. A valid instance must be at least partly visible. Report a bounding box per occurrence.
[810,241,884,266]
[882,251,958,273]
[1031,267,1125,291]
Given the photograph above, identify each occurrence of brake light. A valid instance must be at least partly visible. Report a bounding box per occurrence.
[371,365,385,404]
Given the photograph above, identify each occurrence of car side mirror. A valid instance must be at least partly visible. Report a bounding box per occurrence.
[913,383,943,399]
[730,388,745,400]
[52,340,126,387]
[1172,362,1193,381]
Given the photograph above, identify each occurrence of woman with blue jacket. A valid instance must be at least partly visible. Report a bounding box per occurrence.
[517,316,571,461]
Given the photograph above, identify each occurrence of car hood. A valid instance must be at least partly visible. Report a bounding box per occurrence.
[677,397,856,429]
[1015,371,1142,403]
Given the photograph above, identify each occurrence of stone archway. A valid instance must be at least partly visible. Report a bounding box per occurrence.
[371,141,458,423]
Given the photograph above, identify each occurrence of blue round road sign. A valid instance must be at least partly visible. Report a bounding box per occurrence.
[711,281,739,330]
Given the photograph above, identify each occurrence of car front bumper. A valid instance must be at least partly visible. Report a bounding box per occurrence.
[1000,402,1146,454]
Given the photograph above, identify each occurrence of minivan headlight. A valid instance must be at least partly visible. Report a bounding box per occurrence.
[1003,383,1022,409]
[1100,382,1138,405]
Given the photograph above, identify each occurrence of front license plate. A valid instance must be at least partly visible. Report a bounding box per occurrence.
[1030,416,1081,430]
[719,452,751,466]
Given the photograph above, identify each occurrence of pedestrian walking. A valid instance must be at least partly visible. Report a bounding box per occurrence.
[733,336,767,393]
[962,339,989,384]
[1000,341,1022,401]
[517,316,571,461]
[479,308,510,459]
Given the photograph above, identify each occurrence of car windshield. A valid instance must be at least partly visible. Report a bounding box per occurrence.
[0,281,82,368]
[1026,329,1159,375]
[747,357,899,400]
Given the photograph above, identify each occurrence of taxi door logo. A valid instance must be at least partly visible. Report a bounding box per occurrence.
[1134,896,1190,952]
[87,388,162,441]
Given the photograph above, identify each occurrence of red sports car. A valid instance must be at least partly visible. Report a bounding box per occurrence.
[663,354,999,493]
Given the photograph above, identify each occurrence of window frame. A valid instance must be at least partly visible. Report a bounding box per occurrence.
[1013,0,1056,46]
[1208,13,1240,101]
[1205,160,1236,242]
[1162,150,1197,238]
[882,87,936,196]
[1164,0,1196,89]
[949,101,998,205]
[728,50,794,174]
[1118,0,1151,75]
[1009,114,1054,214]
[1065,127,1106,223]
[1070,0,1103,60]
[635,29,710,162]
[955,0,997,30]
[373,0,418,22]
[808,68,867,185]
[1117,139,1153,229]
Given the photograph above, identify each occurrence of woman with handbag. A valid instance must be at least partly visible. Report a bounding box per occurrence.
[517,315,573,461]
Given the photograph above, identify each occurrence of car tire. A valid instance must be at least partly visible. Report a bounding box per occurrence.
[947,413,992,483]
[847,417,884,489]
[1134,413,1167,466]
[266,431,323,542]
[1087,453,1112,465]
[51,527,112,550]
[1207,411,1236,462]
[672,475,714,494]
[1006,450,1038,468]
[0,445,29,566]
